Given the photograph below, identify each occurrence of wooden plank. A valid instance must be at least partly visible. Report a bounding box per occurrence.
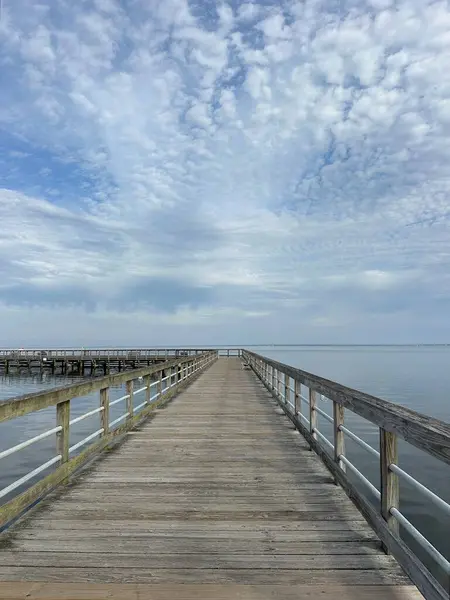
[45,499,356,510]
[56,489,350,500]
[0,583,425,600]
[0,551,403,569]
[36,509,364,522]
[0,567,411,585]
[20,519,374,533]
[13,530,379,543]
[6,539,382,555]
[59,480,336,489]
[84,476,335,484]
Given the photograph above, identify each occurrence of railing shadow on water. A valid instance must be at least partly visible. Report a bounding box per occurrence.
[0,351,218,534]
[243,350,450,600]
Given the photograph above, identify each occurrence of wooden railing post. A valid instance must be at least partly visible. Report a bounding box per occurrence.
[100,387,110,435]
[56,400,70,463]
[333,401,345,478]
[309,389,317,444]
[380,428,399,549]
[284,374,289,406]
[126,380,134,419]
[144,375,151,404]
[271,366,275,392]
[294,379,300,415]
[158,369,163,397]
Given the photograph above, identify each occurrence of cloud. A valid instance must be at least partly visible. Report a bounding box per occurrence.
[0,0,450,345]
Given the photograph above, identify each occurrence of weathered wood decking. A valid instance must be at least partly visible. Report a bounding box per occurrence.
[0,358,421,599]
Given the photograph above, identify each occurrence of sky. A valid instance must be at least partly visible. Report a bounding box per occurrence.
[1,0,450,347]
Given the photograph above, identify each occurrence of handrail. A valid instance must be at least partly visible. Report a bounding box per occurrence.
[245,352,450,465]
[243,350,450,600]
[0,351,217,530]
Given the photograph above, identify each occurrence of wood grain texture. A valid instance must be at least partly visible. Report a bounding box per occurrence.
[56,400,70,464]
[100,387,109,436]
[333,401,346,474]
[380,428,399,540]
[0,583,425,600]
[0,358,417,598]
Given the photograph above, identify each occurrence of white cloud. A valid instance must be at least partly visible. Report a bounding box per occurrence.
[0,0,450,344]
[237,3,260,22]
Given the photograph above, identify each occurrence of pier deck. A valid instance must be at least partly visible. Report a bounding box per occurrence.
[0,358,421,599]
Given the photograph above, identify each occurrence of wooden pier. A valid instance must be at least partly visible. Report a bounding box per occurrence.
[0,348,208,375]
[0,352,449,599]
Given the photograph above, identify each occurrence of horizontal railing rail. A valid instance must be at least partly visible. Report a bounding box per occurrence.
[242,350,450,600]
[0,351,217,530]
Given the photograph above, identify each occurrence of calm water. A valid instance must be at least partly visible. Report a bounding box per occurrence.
[0,346,449,584]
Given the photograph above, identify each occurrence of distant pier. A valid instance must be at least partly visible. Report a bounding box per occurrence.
[0,348,210,375]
